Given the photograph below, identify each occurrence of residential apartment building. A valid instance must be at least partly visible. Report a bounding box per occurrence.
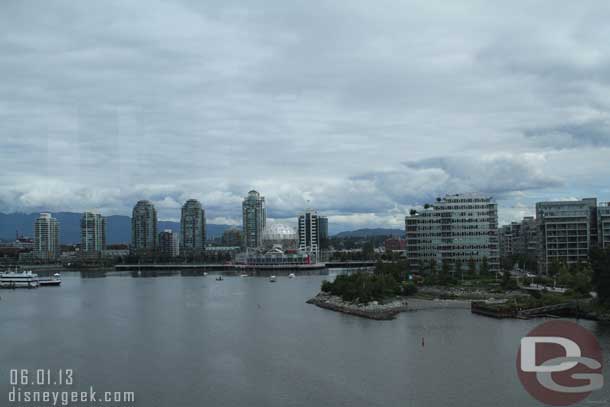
[598,202,610,249]
[242,190,266,249]
[80,212,106,255]
[536,198,597,274]
[159,229,180,258]
[180,199,206,255]
[405,193,499,273]
[298,209,320,262]
[131,200,158,255]
[498,216,537,261]
[34,213,60,261]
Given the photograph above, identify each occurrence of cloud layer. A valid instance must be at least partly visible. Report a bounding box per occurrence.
[1,1,609,232]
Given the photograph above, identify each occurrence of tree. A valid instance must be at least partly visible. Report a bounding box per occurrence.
[453,259,462,279]
[429,259,437,275]
[480,257,489,276]
[590,248,610,305]
[441,259,450,275]
[501,271,517,290]
[548,258,564,277]
[468,258,477,275]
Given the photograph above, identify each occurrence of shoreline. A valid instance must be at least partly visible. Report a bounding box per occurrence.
[306,292,408,320]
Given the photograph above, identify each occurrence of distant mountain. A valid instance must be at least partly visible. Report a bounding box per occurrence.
[333,228,404,238]
[0,212,233,244]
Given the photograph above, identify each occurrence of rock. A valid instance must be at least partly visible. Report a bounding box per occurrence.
[306,293,408,320]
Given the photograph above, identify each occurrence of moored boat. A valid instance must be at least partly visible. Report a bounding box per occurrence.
[0,269,39,289]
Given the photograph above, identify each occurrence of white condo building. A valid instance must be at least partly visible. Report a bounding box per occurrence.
[81,212,106,254]
[34,213,60,261]
[298,209,320,262]
[405,193,499,273]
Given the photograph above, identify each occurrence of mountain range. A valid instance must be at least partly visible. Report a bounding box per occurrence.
[0,212,232,244]
[0,213,404,244]
[333,228,404,238]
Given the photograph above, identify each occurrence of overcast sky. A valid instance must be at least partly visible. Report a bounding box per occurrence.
[1,1,609,232]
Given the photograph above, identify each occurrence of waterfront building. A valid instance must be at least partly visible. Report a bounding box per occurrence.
[34,213,60,261]
[298,209,320,262]
[131,200,158,255]
[405,193,499,273]
[318,216,329,250]
[221,227,242,247]
[521,216,539,260]
[498,224,514,259]
[242,190,266,249]
[159,229,180,258]
[180,199,206,255]
[80,212,106,255]
[498,216,538,271]
[598,203,610,249]
[536,198,597,274]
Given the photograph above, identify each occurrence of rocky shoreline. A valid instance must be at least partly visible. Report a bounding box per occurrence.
[306,292,408,320]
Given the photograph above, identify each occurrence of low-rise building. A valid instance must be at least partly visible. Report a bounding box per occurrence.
[405,193,499,273]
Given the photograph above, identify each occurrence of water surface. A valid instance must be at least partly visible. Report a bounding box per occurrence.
[1,274,608,406]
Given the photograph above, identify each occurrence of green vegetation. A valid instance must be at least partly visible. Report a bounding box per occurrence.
[320,260,417,303]
[591,247,610,305]
[501,271,518,290]
[321,273,401,303]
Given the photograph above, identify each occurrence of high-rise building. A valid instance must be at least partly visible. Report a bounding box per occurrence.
[159,229,180,257]
[34,213,60,261]
[405,193,499,273]
[298,209,319,261]
[131,200,157,255]
[536,198,598,273]
[80,212,106,255]
[180,199,206,255]
[242,190,266,249]
[598,202,610,249]
[222,227,242,247]
[318,216,329,250]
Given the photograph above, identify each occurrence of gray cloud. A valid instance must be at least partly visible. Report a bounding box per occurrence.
[524,119,610,148]
[0,0,609,230]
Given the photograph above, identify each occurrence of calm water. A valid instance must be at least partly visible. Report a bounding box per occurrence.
[1,273,609,407]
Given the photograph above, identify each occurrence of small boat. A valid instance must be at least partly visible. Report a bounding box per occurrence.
[240,274,248,277]
[288,273,296,278]
[39,277,61,287]
[269,275,277,283]
[203,272,208,276]
[53,273,61,277]
[215,275,223,281]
